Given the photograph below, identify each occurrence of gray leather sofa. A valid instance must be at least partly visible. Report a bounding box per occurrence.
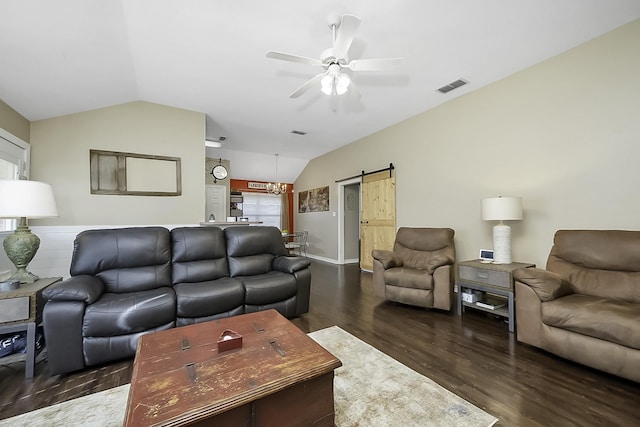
[43,226,311,375]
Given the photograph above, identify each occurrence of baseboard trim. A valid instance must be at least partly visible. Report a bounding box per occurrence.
[305,254,340,264]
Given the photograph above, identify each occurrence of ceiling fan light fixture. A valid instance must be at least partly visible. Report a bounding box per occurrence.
[320,75,333,95]
[335,73,350,95]
[320,72,350,96]
[268,15,401,99]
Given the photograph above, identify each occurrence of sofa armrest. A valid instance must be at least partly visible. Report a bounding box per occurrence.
[371,249,402,269]
[42,275,105,304]
[273,256,311,274]
[513,267,573,302]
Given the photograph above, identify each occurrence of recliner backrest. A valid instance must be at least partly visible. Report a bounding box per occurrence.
[70,227,172,293]
[393,227,455,270]
[225,226,288,277]
[547,230,640,302]
[171,226,230,283]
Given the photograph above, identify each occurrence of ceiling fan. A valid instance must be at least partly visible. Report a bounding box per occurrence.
[266,14,402,99]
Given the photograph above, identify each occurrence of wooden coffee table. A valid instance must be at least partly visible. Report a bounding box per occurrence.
[124,309,342,426]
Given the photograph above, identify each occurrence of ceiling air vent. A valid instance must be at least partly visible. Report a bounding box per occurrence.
[291,130,307,135]
[437,79,468,94]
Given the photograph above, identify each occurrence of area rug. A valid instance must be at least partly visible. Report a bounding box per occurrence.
[0,326,497,427]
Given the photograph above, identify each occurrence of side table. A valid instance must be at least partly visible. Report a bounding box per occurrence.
[456,260,534,333]
[0,277,62,378]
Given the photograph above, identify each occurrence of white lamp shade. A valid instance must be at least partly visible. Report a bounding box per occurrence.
[0,180,59,218]
[481,197,523,221]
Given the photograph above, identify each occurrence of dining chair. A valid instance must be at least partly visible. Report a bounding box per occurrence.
[285,231,308,256]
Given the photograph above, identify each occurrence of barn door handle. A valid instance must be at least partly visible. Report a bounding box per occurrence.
[360,221,369,224]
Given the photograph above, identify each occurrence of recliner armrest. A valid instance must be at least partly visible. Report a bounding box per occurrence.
[42,275,105,304]
[426,254,455,274]
[371,250,402,269]
[513,267,573,302]
[273,256,311,274]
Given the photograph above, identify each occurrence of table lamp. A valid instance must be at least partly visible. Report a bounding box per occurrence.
[0,180,59,283]
[481,196,522,264]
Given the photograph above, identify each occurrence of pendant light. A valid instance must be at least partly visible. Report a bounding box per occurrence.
[266,154,287,195]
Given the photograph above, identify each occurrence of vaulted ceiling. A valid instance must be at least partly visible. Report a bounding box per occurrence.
[1,1,639,182]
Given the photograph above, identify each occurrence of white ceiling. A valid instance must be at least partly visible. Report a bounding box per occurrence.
[2,1,640,183]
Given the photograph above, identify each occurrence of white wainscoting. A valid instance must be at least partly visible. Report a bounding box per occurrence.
[29,224,199,280]
[15,224,336,281]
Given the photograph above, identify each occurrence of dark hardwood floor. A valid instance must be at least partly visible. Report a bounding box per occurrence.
[1,260,638,425]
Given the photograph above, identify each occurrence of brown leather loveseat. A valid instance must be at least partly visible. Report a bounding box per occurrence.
[372,227,455,311]
[514,230,640,382]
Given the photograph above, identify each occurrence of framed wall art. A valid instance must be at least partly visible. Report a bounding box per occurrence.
[90,149,182,196]
[299,186,329,213]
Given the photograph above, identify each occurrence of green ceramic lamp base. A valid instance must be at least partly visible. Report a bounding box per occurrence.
[2,217,41,284]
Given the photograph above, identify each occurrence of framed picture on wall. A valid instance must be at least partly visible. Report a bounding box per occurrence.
[298,186,329,213]
[90,149,182,196]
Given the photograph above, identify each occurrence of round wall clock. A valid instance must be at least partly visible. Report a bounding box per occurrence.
[211,164,228,182]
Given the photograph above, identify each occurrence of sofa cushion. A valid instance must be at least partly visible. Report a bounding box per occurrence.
[225,226,288,276]
[97,265,173,294]
[394,227,455,270]
[71,227,172,293]
[541,294,640,350]
[228,254,275,277]
[83,322,174,367]
[384,267,433,290]
[547,230,640,303]
[239,272,297,305]
[549,230,640,272]
[171,227,230,283]
[174,278,244,318]
[225,226,288,257]
[83,288,176,337]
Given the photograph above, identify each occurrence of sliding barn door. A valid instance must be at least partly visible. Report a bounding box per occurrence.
[360,171,396,271]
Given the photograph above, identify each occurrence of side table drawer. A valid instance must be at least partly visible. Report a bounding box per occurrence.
[0,296,30,322]
[459,265,510,288]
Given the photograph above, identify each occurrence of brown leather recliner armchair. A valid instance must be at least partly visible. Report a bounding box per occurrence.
[372,227,455,311]
[514,230,640,382]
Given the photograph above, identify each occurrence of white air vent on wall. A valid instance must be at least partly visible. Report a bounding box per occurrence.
[437,79,468,94]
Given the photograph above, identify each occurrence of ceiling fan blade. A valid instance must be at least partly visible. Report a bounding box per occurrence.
[347,57,404,71]
[289,72,326,98]
[332,15,361,59]
[266,51,323,67]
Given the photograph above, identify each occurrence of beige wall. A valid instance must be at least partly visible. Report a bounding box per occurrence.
[0,98,30,142]
[295,19,640,267]
[30,101,206,225]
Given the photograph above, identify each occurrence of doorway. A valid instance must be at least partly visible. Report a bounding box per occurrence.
[338,178,361,264]
[205,184,227,222]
